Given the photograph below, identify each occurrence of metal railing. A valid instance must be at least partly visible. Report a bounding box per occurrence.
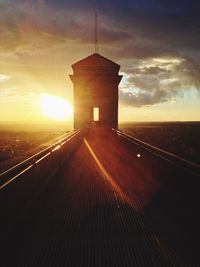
[0,130,80,189]
[113,128,200,177]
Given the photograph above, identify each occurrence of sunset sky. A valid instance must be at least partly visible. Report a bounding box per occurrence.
[0,0,200,125]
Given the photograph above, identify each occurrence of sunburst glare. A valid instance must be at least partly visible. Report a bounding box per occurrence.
[41,94,73,121]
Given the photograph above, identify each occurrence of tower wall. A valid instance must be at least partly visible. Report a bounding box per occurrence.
[69,54,122,130]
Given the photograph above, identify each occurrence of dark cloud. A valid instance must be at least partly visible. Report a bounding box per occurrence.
[179,56,200,86]
[1,0,200,56]
[142,67,170,75]
[120,89,169,107]
[119,55,200,107]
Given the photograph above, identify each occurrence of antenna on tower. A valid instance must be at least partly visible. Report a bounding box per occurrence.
[95,10,98,54]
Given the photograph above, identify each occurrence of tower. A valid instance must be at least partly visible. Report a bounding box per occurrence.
[70,53,122,130]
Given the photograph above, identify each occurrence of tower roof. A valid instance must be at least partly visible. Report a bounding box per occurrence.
[72,53,120,70]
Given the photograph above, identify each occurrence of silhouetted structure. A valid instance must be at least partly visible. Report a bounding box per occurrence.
[70,53,122,130]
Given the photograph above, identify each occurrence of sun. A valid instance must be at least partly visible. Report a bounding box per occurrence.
[41,94,73,121]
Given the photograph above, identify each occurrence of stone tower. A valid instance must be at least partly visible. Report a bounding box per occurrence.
[70,53,122,130]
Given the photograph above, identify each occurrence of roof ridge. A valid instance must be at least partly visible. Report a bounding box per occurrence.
[72,53,120,68]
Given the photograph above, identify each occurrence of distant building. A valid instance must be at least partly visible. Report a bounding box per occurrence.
[70,53,122,130]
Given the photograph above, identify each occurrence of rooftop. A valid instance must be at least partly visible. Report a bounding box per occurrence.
[72,53,120,70]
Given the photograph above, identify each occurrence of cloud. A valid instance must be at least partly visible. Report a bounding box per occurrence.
[0,74,11,82]
[120,88,169,107]
[119,56,200,107]
[141,66,170,75]
[0,0,200,61]
[178,56,200,87]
